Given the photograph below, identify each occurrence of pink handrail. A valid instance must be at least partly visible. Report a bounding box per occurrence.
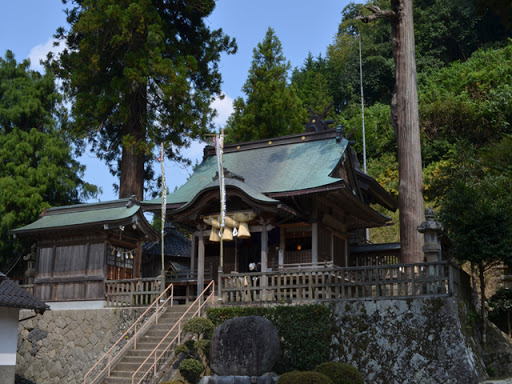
[132,280,215,384]
[83,281,174,384]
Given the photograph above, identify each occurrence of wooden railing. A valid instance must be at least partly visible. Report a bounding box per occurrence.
[105,276,164,307]
[219,261,470,304]
[131,280,216,384]
[84,283,174,384]
[166,268,213,282]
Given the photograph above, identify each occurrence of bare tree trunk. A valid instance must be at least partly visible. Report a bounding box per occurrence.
[389,0,424,263]
[119,85,146,200]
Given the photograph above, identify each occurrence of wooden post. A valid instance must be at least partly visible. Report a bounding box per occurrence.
[261,223,268,300]
[197,231,205,297]
[312,222,318,265]
[279,227,285,268]
[133,241,142,278]
[190,234,196,274]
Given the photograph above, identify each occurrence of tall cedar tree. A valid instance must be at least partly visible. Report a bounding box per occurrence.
[49,0,236,199]
[291,53,335,119]
[0,51,97,272]
[357,0,425,263]
[225,27,307,143]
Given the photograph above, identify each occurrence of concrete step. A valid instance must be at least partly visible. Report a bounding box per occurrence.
[100,303,194,383]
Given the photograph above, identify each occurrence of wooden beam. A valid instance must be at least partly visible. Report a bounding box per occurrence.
[197,232,205,295]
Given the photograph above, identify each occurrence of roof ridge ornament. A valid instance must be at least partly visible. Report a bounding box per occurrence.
[212,168,245,183]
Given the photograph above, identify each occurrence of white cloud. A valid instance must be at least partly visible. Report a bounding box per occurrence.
[211,93,234,128]
[28,38,65,72]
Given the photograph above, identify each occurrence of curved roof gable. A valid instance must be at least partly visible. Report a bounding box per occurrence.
[145,131,349,207]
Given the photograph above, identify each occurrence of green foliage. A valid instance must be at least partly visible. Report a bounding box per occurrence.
[436,144,512,269]
[419,42,512,150]
[488,287,512,335]
[291,53,335,118]
[194,339,210,355]
[225,27,307,143]
[174,343,190,356]
[0,51,97,271]
[207,304,331,373]
[49,0,236,197]
[183,317,214,340]
[315,362,364,384]
[276,371,333,384]
[178,358,203,384]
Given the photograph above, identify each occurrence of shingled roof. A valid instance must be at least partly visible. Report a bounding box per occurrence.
[10,197,159,241]
[0,272,48,313]
[144,130,349,208]
[143,225,191,258]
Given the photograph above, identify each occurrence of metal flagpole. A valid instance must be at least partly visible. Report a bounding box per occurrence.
[359,35,370,242]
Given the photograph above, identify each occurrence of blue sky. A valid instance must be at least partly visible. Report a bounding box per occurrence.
[0,0,351,202]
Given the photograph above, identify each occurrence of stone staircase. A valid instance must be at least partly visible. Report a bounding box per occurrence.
[102,303,193,384]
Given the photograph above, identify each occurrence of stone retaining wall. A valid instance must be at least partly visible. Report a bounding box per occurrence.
[330,297,487,384]
[16,307,147,384]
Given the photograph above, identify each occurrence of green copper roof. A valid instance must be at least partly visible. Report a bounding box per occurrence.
[11,199,141,234]
[146,135,348,206]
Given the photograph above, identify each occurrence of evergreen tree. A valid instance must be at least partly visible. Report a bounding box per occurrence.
[291,53,335,119]
[0,51,97,272]
[49,0,236,199]
[225,27,307,143]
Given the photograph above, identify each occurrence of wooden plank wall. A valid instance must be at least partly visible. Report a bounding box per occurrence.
[35,242,106,302]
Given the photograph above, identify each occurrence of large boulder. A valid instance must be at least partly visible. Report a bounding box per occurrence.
[210,316,280,376]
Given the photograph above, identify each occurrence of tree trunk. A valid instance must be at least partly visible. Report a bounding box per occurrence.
[390,0,424,263]
[479,263,487,349]
[119,86,147,200]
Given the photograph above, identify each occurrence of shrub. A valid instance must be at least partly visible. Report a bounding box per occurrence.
[175,343,190,356]
[315,362,364,384]
[277,371,333,384]
[194,339,211,355]
[178,358,204,384]
[183,317,215,339]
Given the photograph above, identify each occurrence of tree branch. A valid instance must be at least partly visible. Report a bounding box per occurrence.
[356,5,396,23]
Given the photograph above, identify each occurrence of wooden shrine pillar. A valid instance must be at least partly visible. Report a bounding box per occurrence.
[312,222,319,264]
[197,231,205,296]
[261,224,268,273]
[261,223,269,300]
[279,227,285,268]
[190,234,196,273]
[134,240,142,278]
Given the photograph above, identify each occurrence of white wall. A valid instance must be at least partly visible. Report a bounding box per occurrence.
[0,307,19,365]
[0,307,20,384]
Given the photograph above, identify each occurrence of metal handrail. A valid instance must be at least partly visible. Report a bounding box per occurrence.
[132,280,215,384]
[83,280,174,384]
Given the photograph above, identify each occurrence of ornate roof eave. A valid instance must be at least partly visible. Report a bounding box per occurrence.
[167,184,301,227]
[11,202,159,242]
[355,169,398,212]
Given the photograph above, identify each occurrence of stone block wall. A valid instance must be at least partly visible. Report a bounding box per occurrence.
[17,307,147,384]
[330,297,487,384]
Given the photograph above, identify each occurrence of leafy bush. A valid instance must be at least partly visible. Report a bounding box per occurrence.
[277,371,333,384]
[207,304,331,373]
[183,317,214,340]
[315,362,364,384]
[194,340,211,355]
[174,343,190,356]
[178,358,204,384]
